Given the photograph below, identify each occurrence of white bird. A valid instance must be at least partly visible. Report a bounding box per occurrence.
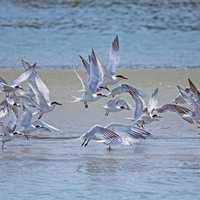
[14,106,60,138]
[117,84,161,128]
[96,35,128,90]
[0,124,18,151]
[28,80,62,119]
[13,60,62,119]
[0,108,19,150]
[104,97,131,116]
[157,103,196,125]
[73,49,107,108]
[80,124,150,151]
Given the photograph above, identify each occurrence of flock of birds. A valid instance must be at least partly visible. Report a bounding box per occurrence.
[0,35,200,151]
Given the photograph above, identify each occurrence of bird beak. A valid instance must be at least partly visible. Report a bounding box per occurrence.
[117,75,128,80]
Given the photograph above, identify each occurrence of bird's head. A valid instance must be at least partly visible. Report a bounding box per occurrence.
[116,74,128,80]
[98,86,110,92]
[96,93,108,97]
[14,85,24,90]
[51,101,62,106]
[150,108,162,119]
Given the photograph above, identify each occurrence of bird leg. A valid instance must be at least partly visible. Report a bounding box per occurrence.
[1,141,5,152]
[38,113,44,120]
[107,145,112,151]
[105,111,109,116]
[84,139,89,147]
[24,134,30,140]
[84,102,88,108]
[81,139,87,146]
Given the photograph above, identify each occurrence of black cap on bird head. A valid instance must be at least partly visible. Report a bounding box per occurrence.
[14,85,24,90]
[98,86,110,92]
[151,108,161,119]
[51,101,62,106]
[96,93,107,97]
[116,75,128,80]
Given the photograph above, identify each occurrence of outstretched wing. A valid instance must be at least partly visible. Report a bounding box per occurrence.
[74,70,87,92]
[79,55,90,76]
[130,93,145,121]
[108,35,120,75]
[111,84,145,98]
[12,69,33,86]
[106,123,149,139]
[157,104,191,114]
[177,85,193,105]
[188,78,200,97]
[87,49,100,93]
[35,74,50,104]
[148,88,159,111]
[80,125,121,146]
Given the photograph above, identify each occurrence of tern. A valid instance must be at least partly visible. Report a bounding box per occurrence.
[28,81,62,119]
[96,35,128,90]
[73,49,107,108]
[104,97,131,116]
[0,108,19,150]
[80,124,150,151]
[13,60,62,118]
[121,84,161,128]
[14,106,61,138]
[157,103,192,123]
[174,79,200,106]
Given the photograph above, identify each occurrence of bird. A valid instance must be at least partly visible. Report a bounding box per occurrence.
[80,124,151,151]
[168,79,200,127]
[156,103,200,127]
[119,84,161,128]
[0,59,63,150]
[14,105,61,138]
[104,97,131,116]
[95,35,128,91]
[0,108,19,150]
[73,49,107,108]
[28,80,62,119]
[174,79,200,106]
[12,60,62,119]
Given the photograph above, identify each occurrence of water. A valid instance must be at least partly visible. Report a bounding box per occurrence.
[0,69,200,200]
[0,0,200,68]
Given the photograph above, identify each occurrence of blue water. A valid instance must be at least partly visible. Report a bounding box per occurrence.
[0,0,200,68]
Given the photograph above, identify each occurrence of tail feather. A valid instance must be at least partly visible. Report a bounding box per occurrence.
[71,96,82,103]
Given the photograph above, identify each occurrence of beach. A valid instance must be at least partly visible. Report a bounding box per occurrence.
[0,69,200,200]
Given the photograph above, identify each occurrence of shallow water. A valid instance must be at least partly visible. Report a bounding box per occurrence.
[0,69,200,199]
[0,0,200,68]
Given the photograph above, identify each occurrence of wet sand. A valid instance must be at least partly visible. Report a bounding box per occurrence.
[0,69,200,200]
